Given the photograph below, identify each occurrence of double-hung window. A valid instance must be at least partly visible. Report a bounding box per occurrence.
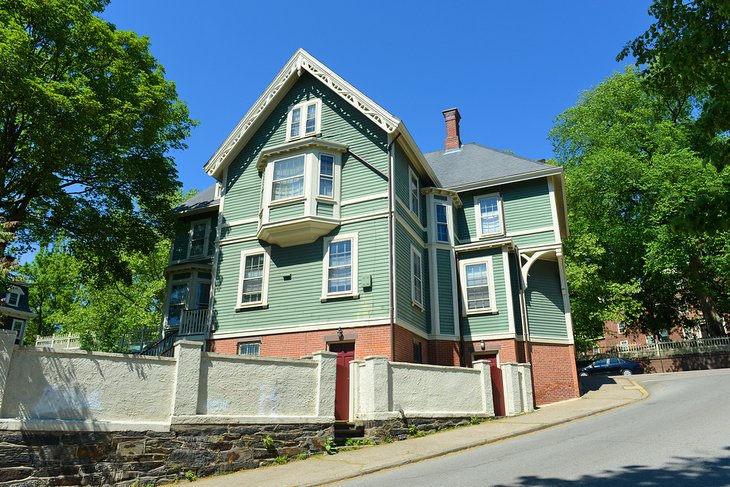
[409,168,420,217]
[460,257,497,314]
[237,249,270,308]
[287,100,320,140]
[167,282,189,326]
[475,194,503,237]
[322,234,358,299]
[10,319,25,343]
[411,246,423,308]
[272,155,306,201]
[435,204,449,243]
[319,154,334,198]
[189,221,209,257]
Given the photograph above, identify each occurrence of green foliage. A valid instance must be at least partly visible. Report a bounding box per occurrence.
[20,237,168,349]
[0,0,195,282]
[294,453,308,461]
[263,435,274,449]
[185,470,197,482]
[344,437,372,447]
[619,0,730,169]
[274,455,288,465]
[550,68,730,346]
[469,416,486,425]
[324,437,337,455]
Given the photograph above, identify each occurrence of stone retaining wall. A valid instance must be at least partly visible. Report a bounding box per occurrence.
[0,423,333,486]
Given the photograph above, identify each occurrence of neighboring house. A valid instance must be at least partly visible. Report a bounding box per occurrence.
[155,49,579,408]
[595,320,686,353]
[1,282,35,345]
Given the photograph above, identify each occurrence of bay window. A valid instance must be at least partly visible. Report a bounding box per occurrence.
[272,155,306,201]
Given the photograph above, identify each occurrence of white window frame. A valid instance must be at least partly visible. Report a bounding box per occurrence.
[459,256,498,315]
[322,233,359,300]
[286,99,322,141]
[236,248,271,309]
[270,154,307,203]
[317,152,336,199]
[237,341,261,356]
[435,203,449,243]
[11,318,25,341]
[5,290,20,307]
[619,340,629,351]
[474,192,505,238]
[618,322,626,334]
[188,219,211,258]
[408,167,420,218]
[410,245,424,309]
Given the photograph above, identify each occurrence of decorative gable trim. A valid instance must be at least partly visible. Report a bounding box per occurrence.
[204,49,401,179]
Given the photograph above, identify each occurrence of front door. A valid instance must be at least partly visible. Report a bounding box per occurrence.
[329,342,355,421]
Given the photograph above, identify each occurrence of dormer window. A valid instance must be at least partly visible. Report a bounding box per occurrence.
[475,193,504,238]
[6,291,20,307]
[287,99,321,140]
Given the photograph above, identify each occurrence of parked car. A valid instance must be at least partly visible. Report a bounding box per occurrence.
[578,357,645,376]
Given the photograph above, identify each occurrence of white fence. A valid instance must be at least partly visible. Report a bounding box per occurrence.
[34,333,81,350]
[590,337,730,358]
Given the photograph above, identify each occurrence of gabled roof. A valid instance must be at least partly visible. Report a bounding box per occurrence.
[424,143,561,191]
[175,184,219,214]
[203,49,440,186]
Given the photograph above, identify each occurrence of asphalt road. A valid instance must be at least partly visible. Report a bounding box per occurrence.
[336,369,730,487]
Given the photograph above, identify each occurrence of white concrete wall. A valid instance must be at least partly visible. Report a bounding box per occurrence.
[1,346,175,429]
[502,363,534,416]
[390,363,483,415]
[198,353,318,417]
[352,356,495,420]
[0,332,336,431]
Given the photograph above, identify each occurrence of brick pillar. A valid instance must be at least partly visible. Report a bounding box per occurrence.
[442,108,462,150]
[0,330,16,412]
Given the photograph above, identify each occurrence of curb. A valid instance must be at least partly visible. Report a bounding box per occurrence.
[317,379,650,486]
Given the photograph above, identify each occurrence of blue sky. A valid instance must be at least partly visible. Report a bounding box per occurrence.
[102,0,654,194]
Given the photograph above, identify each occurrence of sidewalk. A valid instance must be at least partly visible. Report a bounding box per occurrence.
[194,376,647,487]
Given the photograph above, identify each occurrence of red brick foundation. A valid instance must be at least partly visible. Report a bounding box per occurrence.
[529,342,580,405]
[208,324,391,360]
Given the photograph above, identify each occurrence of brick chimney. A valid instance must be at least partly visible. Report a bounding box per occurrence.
[442,108,462,151]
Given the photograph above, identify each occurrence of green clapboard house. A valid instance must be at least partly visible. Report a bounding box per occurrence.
[152,49,579,409]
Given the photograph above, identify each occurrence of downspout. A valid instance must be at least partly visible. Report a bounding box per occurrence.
[387,132,401,361]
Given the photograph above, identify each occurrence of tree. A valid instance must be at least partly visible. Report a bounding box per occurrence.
[0,0,194,281]
[550,68,730,345]
[21,238,168,350]
[619,0,730,169]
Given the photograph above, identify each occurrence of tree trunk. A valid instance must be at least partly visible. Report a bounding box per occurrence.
[689,253,726,337]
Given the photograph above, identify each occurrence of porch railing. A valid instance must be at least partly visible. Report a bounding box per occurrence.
[179,308,211,336]
[35,333,82,350]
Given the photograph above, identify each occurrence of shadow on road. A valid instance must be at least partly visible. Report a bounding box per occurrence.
[578,375,617,395]
[497,446,730,487]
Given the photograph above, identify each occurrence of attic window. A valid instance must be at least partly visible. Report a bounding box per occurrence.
[287,99,321,140]
[6,291,20,307]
